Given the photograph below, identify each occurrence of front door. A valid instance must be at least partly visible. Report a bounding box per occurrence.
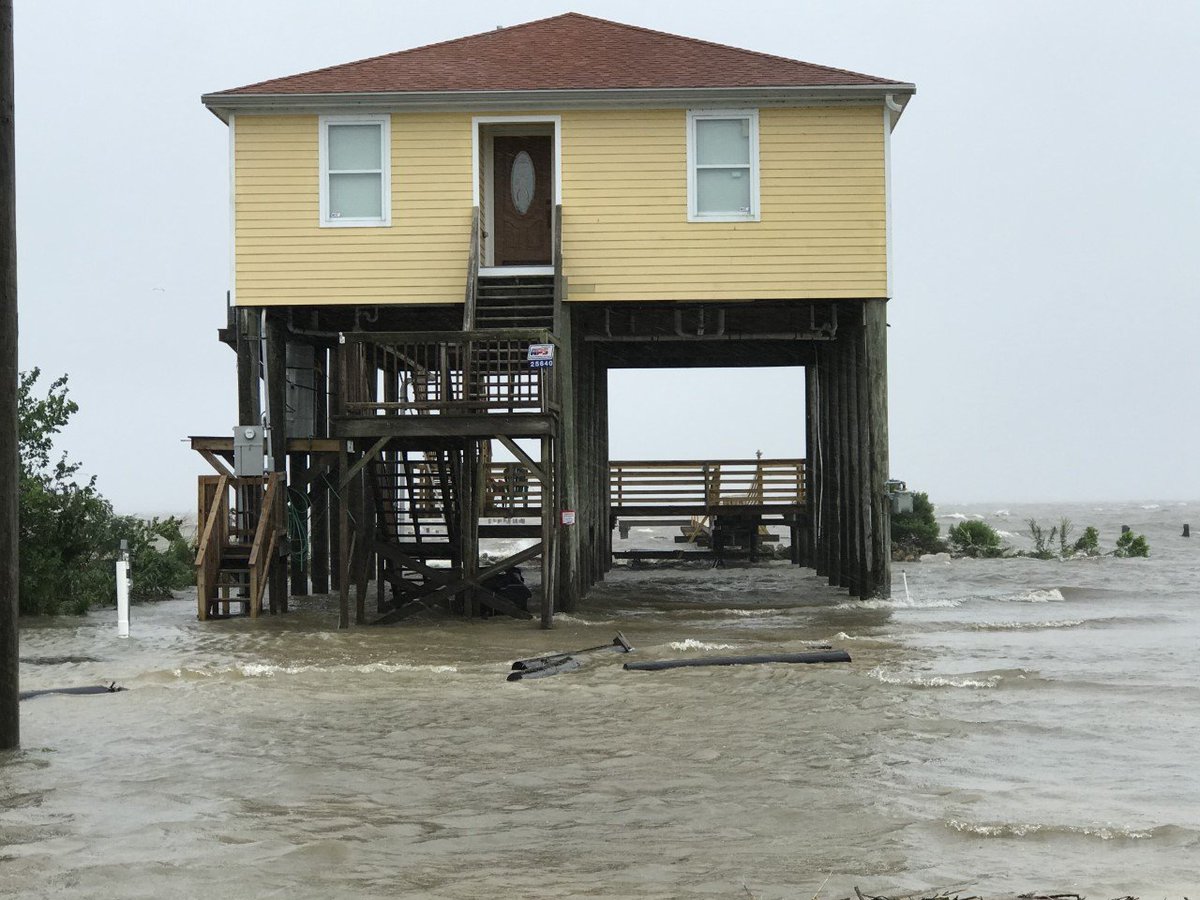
[493,135,552,266]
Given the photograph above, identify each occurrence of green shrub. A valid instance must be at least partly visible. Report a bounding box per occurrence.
[18,369,194,615]
[1073,526,1100,556]
[947,519,1004,558]
[891,491,945,555]
[1114,530,1150,558]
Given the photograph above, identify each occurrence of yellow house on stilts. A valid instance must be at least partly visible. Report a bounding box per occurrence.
[191,13,915,625]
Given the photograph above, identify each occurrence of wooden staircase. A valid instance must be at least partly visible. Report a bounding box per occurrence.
[473,275,555,329]
[195,473,284,619]
[370,450,459,604]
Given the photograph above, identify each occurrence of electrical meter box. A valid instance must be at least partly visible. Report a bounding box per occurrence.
[885,479,914,515]
[233,425,265,477]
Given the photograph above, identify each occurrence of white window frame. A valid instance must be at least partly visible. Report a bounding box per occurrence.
[319,114,391,228]
[686,108,760,223]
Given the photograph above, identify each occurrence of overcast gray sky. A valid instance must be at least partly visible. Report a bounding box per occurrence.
[12,0,1200,513]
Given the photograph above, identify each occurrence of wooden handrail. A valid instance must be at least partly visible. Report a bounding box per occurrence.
[463,205,480,330]
[552,203,563,334]
[248,473,281,568]
[248,472,283,617]
[194,474,230,570]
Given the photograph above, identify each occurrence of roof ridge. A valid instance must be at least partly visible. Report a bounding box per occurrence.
[224,12,582,95]
[557,12,902,85]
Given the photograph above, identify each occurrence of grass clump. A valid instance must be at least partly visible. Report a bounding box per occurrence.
[947,520,1005,558]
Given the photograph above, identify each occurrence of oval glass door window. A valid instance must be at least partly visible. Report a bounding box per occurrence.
[511,151,535,215]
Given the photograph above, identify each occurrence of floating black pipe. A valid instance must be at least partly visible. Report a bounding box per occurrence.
[623,650,851,672]
[19,683,126,701]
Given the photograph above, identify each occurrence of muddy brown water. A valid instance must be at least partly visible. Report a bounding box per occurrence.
[3,501,1198,898]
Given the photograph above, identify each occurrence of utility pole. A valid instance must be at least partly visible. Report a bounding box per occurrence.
[1,0,21,750]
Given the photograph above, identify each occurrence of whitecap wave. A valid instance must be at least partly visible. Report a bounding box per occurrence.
[669,639,736,651]
[970,620,1083,631]
[173,662,458,679]
[838,596,964,610]
[552,613,612,626]
[687,608,783,618]
[868,667,1000,689]
[997,588,1065,603]
[946,819,1154,840]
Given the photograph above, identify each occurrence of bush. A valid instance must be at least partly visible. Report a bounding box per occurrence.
[18,369,194,615]
[891,491,945,556]
[1073,526,1100,556]
[1114,530,1150,558]
[947,520,1004,558]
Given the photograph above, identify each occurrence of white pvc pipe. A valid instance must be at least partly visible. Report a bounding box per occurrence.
[115,560,130,638]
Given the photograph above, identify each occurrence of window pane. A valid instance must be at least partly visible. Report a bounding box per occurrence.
[329,172,382,219]
[696,167,752,215]
[696,118,750,165]
[328,124,382,171]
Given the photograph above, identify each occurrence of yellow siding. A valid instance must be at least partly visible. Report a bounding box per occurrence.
[560,106,885,301]
[234,113,474,306]
[232,105,886,306]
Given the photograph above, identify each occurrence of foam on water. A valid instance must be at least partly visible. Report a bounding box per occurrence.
[668,639,736,651]
[946,819,1161,841]
[868,667,1003,689]
[969,619,1084,631]
[172,662,459,679]
[995,588,1065,603]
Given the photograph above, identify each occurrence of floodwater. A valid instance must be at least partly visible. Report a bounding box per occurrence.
[3,501,1198,898]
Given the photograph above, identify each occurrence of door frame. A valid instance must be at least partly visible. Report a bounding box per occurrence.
[472,115,561,274]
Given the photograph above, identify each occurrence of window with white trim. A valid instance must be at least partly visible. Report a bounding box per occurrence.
[687,109,760,222]
[319,115,391,227]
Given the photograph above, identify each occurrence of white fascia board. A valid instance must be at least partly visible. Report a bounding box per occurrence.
[201,83,917,122]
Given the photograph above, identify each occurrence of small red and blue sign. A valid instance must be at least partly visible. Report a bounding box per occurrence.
[527,343,555,368]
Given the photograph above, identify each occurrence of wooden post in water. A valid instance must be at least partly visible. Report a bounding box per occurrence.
[264,312,289,614]
[459,439,478,618]
[540,434,555,628]
[0,0,20,751]
[807,357,824,577]
[839,331,859,595]
[854,313,875,595]
[289,450,308,596]
[328,344,342,593]
[824,341,843,588]
[309,348,330,594]
[864,299,891,597]
[338,447,351,629]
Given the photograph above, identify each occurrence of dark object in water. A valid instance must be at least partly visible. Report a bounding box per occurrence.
[480,567,531,616]
[19,682,126,701]
[624,650,851,672]
[1184,524,1191,538]
[20,655,103,665]
[511,632,633,671]
[507,656,582,682]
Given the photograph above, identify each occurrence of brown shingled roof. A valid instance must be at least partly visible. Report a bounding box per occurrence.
[213,13,906,96]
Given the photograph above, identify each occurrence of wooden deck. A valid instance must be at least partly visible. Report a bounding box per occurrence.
[192,439,804,522]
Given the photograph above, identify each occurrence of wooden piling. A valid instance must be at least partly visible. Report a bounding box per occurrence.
[854,313,875,595]
[1,0,20,750]
[338,447,351,629]
[236,307,262,428]
[540,434,554,628]
[264,311,289,614]
[459,440,478,617]
[289,451,308,596]
[839,330,859,595]
[309,349,330,594]
[328,344,342,593]
[864,299,891,597]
